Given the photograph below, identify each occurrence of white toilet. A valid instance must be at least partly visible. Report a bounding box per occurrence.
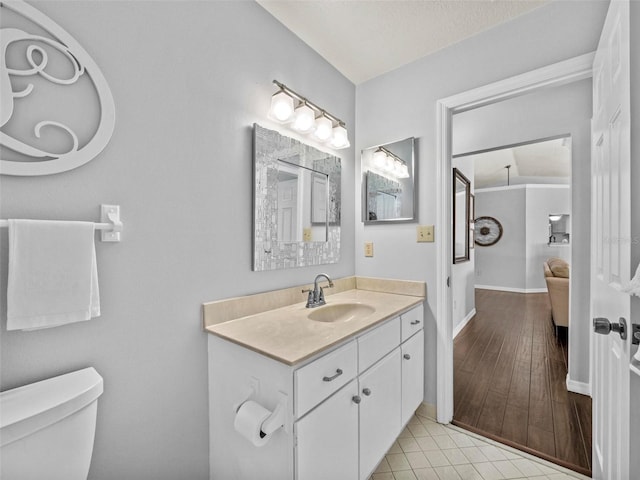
[0,367,103,480]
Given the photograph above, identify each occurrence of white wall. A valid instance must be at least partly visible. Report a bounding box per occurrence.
[355,0,608,405]
[0,2,355,479]
[525,186,571,290]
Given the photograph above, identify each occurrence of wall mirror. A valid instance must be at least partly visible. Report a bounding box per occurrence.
[253,124,341,271]
[548,214,570,244]
[453,168,471,263]
[361,137,416,223]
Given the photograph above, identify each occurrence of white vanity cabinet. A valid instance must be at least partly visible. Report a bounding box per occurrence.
[358,348,402,480]
[208,303,424,480]
[295,379,359,480]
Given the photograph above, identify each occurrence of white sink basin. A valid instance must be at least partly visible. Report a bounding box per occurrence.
[307,303,376,323]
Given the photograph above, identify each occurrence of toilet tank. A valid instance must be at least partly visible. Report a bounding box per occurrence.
[0,367,103,480]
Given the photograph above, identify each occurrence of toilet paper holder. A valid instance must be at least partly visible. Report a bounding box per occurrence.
[234,383,286,438]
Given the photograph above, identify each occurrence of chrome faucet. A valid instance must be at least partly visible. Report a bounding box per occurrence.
[303,273,334,308]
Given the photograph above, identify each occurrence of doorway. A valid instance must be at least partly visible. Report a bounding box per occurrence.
[435,53,596,472]
[449,137,591,474]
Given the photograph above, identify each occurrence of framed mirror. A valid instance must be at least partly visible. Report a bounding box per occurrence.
[361,137,416,223]
[453,168,470,263]
[253,124,341,271]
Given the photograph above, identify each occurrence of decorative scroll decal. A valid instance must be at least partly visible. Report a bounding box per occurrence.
[0,1,115,176]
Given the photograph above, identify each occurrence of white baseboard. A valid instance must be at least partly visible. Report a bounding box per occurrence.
[453,308,476,338]
[475,285,548,294]
[566,374,591,396]
[416,402,437,420]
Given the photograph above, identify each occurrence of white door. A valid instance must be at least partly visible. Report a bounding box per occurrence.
[591,1,632,478]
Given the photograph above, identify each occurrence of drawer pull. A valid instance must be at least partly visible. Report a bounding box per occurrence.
[410,320,421,325]
[322,368,343,382]
[404,354,411,360]
[352,395,361,404]
[362,388,372,396]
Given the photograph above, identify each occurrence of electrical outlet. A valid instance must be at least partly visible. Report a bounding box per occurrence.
[364,242,374,257]
[417,225,434,242]
[303,228,312,242]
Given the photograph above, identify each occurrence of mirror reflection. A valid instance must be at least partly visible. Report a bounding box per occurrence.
[276,159,328,243]
[253,124,341,271]
[548,214,570,244]
[362,137,416,223]
[453,168,471,263]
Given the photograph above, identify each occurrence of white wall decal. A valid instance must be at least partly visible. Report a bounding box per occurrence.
[0,0,115,176]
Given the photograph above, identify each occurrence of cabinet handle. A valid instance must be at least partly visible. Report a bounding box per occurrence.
[362,388,372,396]
[404,354,411,360]
[352,395,361,404]
[410,320,421,325]
[322,368,343,382]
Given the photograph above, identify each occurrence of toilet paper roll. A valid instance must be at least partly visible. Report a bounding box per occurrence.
[234,400,272,447]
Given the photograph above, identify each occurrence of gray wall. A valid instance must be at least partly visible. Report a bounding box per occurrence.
[355,0,608,405]
[474,188,527,290]
[473,186,570,291]
[452,79,592,387]
[0,2,355,479]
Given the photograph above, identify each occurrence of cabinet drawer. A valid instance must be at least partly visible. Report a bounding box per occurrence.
[295,340,357,418]
[358,317,400,373]
[401,304,424,342]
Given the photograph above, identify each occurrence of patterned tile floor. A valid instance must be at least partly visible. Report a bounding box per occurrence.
[369,412,591,480]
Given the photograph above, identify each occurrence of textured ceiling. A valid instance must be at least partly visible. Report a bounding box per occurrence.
[257,0,550,84]
[464,137,571,189]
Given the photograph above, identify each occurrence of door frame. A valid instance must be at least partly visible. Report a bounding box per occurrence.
[435,52,595,424]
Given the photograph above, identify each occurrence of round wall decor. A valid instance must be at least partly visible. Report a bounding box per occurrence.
[474,216,503,246]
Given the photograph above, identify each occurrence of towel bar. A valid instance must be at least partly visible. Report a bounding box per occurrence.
[0,204,123,242]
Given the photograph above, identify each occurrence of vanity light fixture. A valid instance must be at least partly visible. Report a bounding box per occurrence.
[269,88,295,123]
[292,102,316,133]
[313,114,333,141]
[371,146,409,179]
[268,80,350,149]
[549,214,563,222]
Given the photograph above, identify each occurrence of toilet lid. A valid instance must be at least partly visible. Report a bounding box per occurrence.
[0,367,103,447]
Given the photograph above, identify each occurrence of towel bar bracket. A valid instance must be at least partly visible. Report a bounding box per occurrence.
[100,204,122,242]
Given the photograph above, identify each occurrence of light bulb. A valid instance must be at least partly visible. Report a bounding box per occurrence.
[372,149,387,168]
[292,104,316,133]
[268,90,294,123]
[314,115,333,141]
[385,156,395,173]
[400,164,410,178]
[330,124,350,149]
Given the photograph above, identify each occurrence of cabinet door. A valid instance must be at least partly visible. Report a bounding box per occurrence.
[295,380,359,480]
[401,331,424,426]
[359,349,401,480]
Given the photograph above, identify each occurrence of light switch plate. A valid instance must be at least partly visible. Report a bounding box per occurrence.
[417,225,434,243]
[364,242,374,257]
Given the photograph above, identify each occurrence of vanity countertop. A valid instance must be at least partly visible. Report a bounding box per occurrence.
[205,289,424,366]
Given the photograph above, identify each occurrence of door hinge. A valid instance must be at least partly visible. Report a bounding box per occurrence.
[446,276,450,287]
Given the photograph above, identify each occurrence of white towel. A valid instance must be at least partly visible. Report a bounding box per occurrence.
[622,262,640,297]
[7,219,100,330]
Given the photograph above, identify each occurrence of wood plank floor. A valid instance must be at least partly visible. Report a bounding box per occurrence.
[453,289,592,476]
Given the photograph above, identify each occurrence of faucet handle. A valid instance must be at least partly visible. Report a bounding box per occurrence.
[302,289,315,307]
[317,287,327,305]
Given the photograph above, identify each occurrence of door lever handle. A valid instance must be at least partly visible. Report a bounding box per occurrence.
[632,323,640,345]
[593,317,628,340]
